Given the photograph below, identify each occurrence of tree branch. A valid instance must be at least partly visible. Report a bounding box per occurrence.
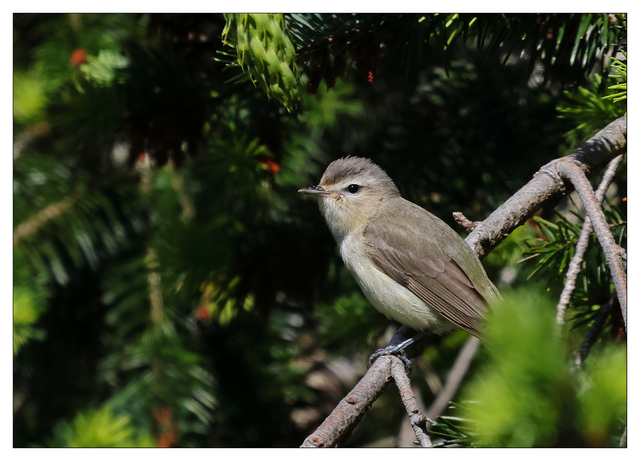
[425,336,481,425]
[390,357,432,447]
[572,296,615,371]
[453,212,477,232]
[300,355,395,447]
[397,335,480,446]
[556,155,624,325]
[465,115,627,259]
[13,193,81,246]
[556,160,627,329]
[620,426,627,447]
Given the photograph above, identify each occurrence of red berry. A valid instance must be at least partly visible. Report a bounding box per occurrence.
[195,305,209,320]
[263,160,280,174]
[70,48,88,67]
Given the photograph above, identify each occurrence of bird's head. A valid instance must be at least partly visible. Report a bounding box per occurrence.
[299,157,400,241]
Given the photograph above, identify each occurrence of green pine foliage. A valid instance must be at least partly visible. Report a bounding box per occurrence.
[524,198,626,319]
[603,50,627,103]
[13,288,46,355]
[222,14,300,111]
[286,13,625,93]
[455,290,625,447]
[47,407,156,447]
[557,74,627,147]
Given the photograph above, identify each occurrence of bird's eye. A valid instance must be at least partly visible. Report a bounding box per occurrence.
[347,184,360,194]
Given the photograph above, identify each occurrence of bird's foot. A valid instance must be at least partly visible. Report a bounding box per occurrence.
[368,327,431,374]
[368,345,413,374]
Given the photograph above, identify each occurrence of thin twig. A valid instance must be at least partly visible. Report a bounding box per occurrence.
[557,155,624,325]
[396,382,429,447]
[13,193,81,246]
[453,212,477,232]
[146,248,164,323]
[390,357,432,447]
[137,161,166,324]
[426,336,481,425]
[572,297,615,370]
[169,166,196,221]
[557,161,627,330]
[396,336,480,446]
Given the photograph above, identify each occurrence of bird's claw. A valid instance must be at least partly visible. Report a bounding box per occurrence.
[368,346,413,374]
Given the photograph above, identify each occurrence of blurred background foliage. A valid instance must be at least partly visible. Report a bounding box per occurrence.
[13,13,625,447]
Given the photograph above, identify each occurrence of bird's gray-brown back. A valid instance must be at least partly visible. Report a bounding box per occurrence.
[363,197,499,337]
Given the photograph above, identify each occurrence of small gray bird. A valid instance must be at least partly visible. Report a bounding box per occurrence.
[299,157,499,346]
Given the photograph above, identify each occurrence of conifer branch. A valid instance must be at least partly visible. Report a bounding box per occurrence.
[556,160,627,329]
[390,357,432,447]
[300,355,394,447]
[572,296,615,370]
[13,193,81,246]
[301,333,480,447]
[169,167,196,221]
[453,212,477,232]
[425,336,480,426]
[556,155,624,325]
[138,160,165,323]
[465,115,627,259]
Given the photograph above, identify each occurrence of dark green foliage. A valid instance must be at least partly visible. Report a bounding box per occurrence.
[525,214,584,281]
[14,151,147,288]
[525,197,626,320]
[286,14,626,96]
[14,13,625,448]
[13,287,46,356]
[558,73,627,147]
[428,402,480,447]
[315,289,387,354]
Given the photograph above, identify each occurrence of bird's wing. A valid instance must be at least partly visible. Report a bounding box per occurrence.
[363,201,492,337]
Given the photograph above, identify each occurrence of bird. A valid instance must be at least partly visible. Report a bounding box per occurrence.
[299,157,499,363]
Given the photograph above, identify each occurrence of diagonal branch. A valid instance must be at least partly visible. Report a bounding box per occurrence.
[425,336,481,425]
[397,335,480,446]
[13,193,81,246]
[572,296,616,370]
[556,155,624,325]
[300,355,395,447]
[465,115,627,259]
[556,160,627,329]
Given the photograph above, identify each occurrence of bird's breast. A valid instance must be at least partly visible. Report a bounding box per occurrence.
[338,234,454,333]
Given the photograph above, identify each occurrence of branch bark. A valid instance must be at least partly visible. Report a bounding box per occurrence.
[390,357,432,447]
[465,116,627,259]
[556,160,627,329]
[397,336,480,446]
[425,336,481,425]
[556,155,625,325]
[300,355,395,447]
[572,296,616,370]
[13,193,81,246]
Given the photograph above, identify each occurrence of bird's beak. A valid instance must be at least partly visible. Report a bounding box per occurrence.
[298,185,332,197]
